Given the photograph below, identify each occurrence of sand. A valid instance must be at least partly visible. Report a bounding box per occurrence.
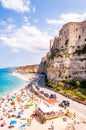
[0,72,86,130]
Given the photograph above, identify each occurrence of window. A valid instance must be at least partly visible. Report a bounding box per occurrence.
[69,75,71,78]
[76,28,78,31]
[82,28,84,32]
[82,67,84,69]
[77,45,80,49]
[79,35,81,39]
[65,76,67,79]
[65,39,69,46]
[84,38,86,42]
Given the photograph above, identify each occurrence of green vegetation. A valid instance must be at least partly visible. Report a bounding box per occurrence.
[65,109,73,116]
[80,58,86,61]
[69,80,86,89]
[41,116,46,124]
[48,52,56,60]
[48,51,56,60]
[64,53,71,57]
[70,45,75,49]
[74,44,86,55]
[48,49,60,60]
[45,77,86,103]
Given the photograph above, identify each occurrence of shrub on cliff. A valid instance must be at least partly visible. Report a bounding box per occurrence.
[74,44,86,55]
[41,117,46,124]
[75,92,86,101]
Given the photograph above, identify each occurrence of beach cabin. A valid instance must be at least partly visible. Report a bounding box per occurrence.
[35,99,64,121]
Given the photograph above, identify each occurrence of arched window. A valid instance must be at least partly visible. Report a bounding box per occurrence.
[79,35,81,39]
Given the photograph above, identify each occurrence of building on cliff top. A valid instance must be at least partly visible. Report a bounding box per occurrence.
[50,20,86,54]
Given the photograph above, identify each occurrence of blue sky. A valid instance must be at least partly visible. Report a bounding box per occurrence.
[0,0,86,68]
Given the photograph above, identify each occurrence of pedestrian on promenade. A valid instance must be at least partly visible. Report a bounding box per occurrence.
[51,121,54,130]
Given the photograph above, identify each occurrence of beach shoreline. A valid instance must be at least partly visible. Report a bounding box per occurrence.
[4,71,37,97]
[12,71,38,82]
[12,72,30,81]
[0,71,86,130]
[0,71,37,99]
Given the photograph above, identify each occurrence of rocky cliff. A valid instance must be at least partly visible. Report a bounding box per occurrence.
[38,21,86,83]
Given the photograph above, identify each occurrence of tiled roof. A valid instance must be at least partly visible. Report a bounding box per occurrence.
[44,99,58,104]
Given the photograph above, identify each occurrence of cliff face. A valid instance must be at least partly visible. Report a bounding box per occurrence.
[38,21,86,83]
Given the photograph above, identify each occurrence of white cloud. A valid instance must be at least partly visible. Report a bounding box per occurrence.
[20,58,24,63]
[34,19,39,23]
[0,20,7,25]
[23,16,30,24]
[0,22,52,52]
[60,13,86,22]
[0,0,31,13]
[46,13,86,25]
[0,18,14,26]
[47,19,64,25]
[12,48,20,53]
[32,6,36,13]
[7,18,14,23]
[52,29,59,36]
[7,24,16,31]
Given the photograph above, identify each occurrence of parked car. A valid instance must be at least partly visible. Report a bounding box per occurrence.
[59,100,70,107]
[49,94,57,99]
[44,93,49,98]
[39,90,44,94]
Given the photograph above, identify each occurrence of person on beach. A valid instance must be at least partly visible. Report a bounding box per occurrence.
[28,117,32,125]
[72,112,76,120]
[51,121,54,130]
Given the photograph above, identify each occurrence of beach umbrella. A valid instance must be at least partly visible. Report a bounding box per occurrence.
[11,102,15,105]
[30,114,35,119]
[23,95,27,98]
[12,95,16,99]
[11,120,17,125]
[20,124,26,128]
[18,111,23,115]
[2,108,6,111]
[2,98,5,101]
[8,125,14,128]
[12,99,17,103]
[23,95,29,100]
[11,111,17,116]
[24,103,30,108]
[29,101,35,106]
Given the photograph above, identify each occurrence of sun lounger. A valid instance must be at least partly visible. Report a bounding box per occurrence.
[20,124,26,129]
[8,125,14,128]
[0,123,5,127]
[0,120,6,127]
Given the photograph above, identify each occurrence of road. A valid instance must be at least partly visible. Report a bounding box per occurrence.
[37,74,86,119]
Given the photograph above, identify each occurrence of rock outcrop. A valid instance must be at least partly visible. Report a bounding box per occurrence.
[38,20,86,83]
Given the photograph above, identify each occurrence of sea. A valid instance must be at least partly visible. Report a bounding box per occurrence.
[0,68,27,96]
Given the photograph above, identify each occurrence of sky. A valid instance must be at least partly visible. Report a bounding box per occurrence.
[0,0,86,68]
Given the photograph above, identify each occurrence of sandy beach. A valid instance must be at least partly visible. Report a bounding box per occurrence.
[0,72,86,130]
[12,71,37,81]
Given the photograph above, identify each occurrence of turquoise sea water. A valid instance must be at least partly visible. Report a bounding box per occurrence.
[0,68,26,96]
